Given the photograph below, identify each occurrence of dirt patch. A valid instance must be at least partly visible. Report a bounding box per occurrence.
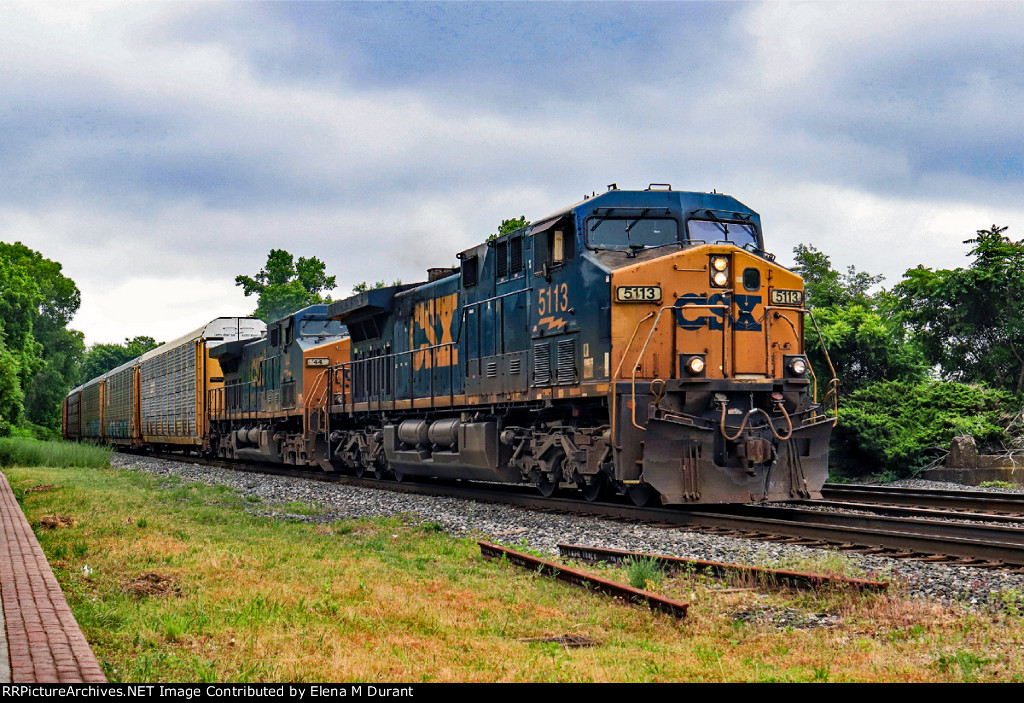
[520,634,599,647]
[123,572,181,598]
[35,514,76,529]
[732,605,841,630]
[26,484,56,493]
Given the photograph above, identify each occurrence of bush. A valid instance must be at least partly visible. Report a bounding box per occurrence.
[832,380,1012,478]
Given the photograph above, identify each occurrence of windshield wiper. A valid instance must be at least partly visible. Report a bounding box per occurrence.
[589,208,616,232]
[623,208,651,238]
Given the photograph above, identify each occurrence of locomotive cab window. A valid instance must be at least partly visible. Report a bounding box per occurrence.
[462,255,479,287]
[586,216,679,251]
[534,220,573,275]
[687,220,759,249]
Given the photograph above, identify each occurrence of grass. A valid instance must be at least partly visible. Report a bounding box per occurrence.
[0,437,111,469]
[6,459,1024,682]
[626,556,664,590]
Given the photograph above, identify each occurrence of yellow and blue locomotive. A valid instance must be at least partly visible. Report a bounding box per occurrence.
[315,184,835,504]
[64,184,835,506]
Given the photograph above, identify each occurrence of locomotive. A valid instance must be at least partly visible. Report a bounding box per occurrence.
[64,184,836,505]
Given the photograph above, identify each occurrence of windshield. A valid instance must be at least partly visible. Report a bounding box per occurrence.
[687,220,759,249]
[299,319,346,338]
[587,217,679,250]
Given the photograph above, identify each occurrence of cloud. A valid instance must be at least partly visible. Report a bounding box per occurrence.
[0,1,1019,346]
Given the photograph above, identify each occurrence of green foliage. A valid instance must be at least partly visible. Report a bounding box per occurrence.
[0,242,85,430]
[894,225,1024,394]
[351,280,401,294]
[793,243,882,309]
[487,216,530,242]
[0,256,43,423]
[235,249,337,322]
[625,556,664,590]
[80,336,160,383]
[805,303,925,393]
[793,244,925,394]
[833,380,1011,476]
[0,437,112,468]
[979,480,1015,490]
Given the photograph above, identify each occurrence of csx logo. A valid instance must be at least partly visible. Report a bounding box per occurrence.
[411,292,459,370]
[674,293,763,331]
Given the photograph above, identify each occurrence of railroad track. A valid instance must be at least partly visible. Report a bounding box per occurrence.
[144,452,1024,571]
[820,483,1024,516]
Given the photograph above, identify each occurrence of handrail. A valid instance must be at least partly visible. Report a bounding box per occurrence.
[629,303,729,431]
[330,341,459,412]
[303,368,332,440]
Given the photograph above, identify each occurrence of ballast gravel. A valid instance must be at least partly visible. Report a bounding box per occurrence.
[110,453,1024,612]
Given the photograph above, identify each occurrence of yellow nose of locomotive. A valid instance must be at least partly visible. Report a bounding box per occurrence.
[608,244,828,505]
[609,245,805,383]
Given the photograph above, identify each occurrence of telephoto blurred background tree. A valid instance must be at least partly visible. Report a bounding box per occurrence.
[235,249,337,322]
[894,225,1024,394]
[0,243,87,436]
[79,336,161,382]
[794,226,1023,479]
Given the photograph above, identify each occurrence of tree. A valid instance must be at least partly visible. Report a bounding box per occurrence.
[79,336,160,382]
[235,250,337,322]
[351,280,401,294]
[894,225,1024,394]
[792,244,925,395]
[0,243,85,429]
[487,216,530,241]
[0,256,43,432]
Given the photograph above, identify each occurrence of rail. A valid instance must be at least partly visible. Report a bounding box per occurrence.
[329,341,459,413]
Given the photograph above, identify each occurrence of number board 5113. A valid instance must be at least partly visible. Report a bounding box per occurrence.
[616,286,662,303]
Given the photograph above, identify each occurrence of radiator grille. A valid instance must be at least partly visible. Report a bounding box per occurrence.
[556,339,576,384]
[533,343,551,385]
[496,241,508,278]
[510,237,523,273]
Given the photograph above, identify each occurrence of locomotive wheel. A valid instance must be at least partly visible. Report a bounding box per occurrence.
[537,472,559,498]
[581,472,608,503]
[353,452,368,478]
[628,484,657,507]
[374,455,389,481]
[537,450,565,498]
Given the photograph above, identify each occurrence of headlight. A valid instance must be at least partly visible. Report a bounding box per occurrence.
[710,256,729,287]
[687,356,705,374]
[789,358,807,375]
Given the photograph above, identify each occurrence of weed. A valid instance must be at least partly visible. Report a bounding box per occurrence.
[979,480,1015,490]
[626,556,664,590]
[933,650,990,681]
[137,517,148,529]
[72,542,88,558]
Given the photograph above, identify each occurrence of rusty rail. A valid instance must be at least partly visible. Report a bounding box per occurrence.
[478,542,689,619]
[557,544,888,593]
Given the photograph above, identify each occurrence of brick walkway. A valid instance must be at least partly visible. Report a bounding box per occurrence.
[0,471,106,682]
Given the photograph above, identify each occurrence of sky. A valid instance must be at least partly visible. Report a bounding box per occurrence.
[1,1,1022,345]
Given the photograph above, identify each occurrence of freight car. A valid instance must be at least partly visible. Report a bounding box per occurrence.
[62,318,265,450]
[65,184,836,506]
